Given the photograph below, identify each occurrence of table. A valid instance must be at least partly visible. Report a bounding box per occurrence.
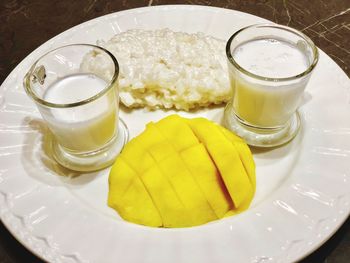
[0,0,349,262]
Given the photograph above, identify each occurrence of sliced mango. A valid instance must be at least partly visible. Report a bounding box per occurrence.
[186,117,254,209]
[181,144,232,218]
[155,114,199,152]
[108,114,256,227]
[120,138,154,173]
[219,126,256,189]
[108,158,162,227]
[158,153,217,225]
[141,164,189,227]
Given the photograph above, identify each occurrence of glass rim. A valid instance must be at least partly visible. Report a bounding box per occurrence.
[23,44,119,108]
[226,23,319,82]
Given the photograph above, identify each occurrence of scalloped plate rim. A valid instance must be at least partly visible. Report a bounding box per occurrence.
[0,4,349,263]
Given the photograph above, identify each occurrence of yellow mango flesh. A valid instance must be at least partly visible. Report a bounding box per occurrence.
[219,126,256,190]
[181,144,232,218]
[108,114,255,227]
[141,164,189,227]
[158,153,217,226]
[108,158,162,227]
[186,118,253,210]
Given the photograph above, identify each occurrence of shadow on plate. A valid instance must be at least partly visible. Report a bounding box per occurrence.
[119,102,226,114]
[217,106,306,158]
[20,117,99,186]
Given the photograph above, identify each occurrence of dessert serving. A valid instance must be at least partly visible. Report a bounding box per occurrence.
[108,115,255,227]
[2,5,349,263]
[23,29,258,228]
[22,24,319,228]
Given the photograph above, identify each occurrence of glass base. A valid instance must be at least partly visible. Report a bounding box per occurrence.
[52,119,129,172]
[224,103,300,147]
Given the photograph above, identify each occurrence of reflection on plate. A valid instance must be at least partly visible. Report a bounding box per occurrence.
[0,5,349,263]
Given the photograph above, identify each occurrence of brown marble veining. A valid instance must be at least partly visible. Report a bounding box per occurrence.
[0,1,349,263]
[0,0,149,82]
[1,0,349,83]
[154,0,350,75]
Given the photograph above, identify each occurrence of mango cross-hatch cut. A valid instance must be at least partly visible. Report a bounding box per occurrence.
[108,114,256,227]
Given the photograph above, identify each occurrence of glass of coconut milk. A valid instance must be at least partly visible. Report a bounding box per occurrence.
[224,24,318,147]
[24,44,128,171]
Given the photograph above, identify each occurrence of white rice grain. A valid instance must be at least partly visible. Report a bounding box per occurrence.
[81,29,231,111]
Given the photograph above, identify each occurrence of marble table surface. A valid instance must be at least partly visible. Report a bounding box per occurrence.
[0,0,349,262]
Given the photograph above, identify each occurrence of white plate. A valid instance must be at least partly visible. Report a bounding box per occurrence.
[0,5,349,263]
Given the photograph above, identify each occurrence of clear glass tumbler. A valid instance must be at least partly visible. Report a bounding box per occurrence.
[24,44,128,171]
[224,24,318,147]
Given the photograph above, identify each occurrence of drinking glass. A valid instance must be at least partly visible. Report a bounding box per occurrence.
[224,24,318,147]
[24,44,128,171]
